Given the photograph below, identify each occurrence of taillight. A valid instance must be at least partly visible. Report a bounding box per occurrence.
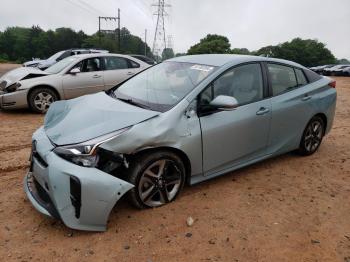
[329,80,336,88]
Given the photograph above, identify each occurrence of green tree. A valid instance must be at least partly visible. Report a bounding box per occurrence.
[162,48,175,60]
[255,38,336,67]
[187,34,231,55]
[231,48,250,55]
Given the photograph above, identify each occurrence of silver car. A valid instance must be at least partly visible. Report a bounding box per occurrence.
[0,54,149,113]
[24,54,337,231]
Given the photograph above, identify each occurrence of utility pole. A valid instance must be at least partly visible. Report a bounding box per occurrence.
[152,0,170,61]
[118,8,121,52]
[144,29,147,56]
[98,9,121,51]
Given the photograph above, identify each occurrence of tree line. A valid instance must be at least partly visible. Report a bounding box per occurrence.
[0,26,154,63]
[186,34,348,67]
[0,26,348,67]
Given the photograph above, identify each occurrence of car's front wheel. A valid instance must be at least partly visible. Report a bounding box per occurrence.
[126,151,186,209]
[298,116,325,156]
[28,87,58,113]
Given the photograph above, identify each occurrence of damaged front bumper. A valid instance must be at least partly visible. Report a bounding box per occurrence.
[24,127,134,231]
[0,89,29,109]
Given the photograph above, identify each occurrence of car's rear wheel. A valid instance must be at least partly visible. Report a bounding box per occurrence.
[126,151,185,209]
[28,87,58,113]
[298,116,325,156]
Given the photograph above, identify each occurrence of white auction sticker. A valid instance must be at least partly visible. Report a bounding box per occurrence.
[190,65,214,72]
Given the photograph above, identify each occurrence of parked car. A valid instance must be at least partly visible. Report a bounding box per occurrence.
[323,64,350,76]
[130,54,157,65]
[309,64,334,75]
[341,66,350,76]
[0,53,149,113]
[23,48,109,70]
[24,54,336,231]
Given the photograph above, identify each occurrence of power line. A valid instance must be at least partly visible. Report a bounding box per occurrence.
[76,0,108,16]
[63,0,99,16]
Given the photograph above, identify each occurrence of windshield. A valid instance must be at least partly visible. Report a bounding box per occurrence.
[114,61,216,112]
[48,51,65,61]
[44,56,79,74]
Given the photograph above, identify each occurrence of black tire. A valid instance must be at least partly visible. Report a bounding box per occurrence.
[126,151,186,209]
[298,116,325,156]
[28,87,58,113]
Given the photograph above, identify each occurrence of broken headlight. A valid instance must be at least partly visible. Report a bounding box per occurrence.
[5,82,21,92]
[53,127,130,167]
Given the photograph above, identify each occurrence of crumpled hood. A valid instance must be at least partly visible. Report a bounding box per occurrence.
[0,67,51,88]
[44,92,159,145]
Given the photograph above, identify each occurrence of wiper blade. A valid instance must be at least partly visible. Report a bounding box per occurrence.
[117,97,150,109]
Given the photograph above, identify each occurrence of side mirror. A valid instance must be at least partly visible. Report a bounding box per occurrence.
[209,95,239,111]
[70,68,81,74]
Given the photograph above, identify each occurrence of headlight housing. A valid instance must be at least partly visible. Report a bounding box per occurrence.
[5,82,21,92]
[53,127,130,167]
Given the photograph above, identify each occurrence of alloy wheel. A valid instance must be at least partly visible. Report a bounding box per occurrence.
[138,159,182,207]
[304,120,323,153]
[34,92,54,112]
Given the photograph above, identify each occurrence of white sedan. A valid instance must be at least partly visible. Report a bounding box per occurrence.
[0,54,150,113]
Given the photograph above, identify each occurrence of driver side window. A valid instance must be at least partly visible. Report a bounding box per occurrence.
[200,63,264,106]
[80,58,102,72]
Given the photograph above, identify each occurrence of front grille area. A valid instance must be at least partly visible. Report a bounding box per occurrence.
[32,140,48,168]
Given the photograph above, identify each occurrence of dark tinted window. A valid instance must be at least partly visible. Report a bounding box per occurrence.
[267,64,298,96]
[80,58,102,72]
[304,68,322,82]
[201,63,264,106]
[104,57,128,70]
[128,59,140,68]
[295,68,308,86]
[57,51,71,61]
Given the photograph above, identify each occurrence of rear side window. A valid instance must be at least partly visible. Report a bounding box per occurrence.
[303,68,322,82]
[128,59,140,68]
[267,64,298,96]
[295,68,308,86]
[104,57,129,70]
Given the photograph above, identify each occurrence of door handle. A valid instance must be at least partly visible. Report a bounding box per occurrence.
[256,107,270,116]
[127,72,134,76]
[301,95,311,101]
[93,74,102,78]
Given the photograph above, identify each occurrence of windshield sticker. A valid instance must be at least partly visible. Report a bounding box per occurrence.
[190,65,214,72]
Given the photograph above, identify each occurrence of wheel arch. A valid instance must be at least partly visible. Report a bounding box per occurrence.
[131,146,192,185]
[313,113,327,135]
[27,85,61,105]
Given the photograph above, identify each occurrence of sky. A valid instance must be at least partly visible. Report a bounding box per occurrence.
[0,0,349,59]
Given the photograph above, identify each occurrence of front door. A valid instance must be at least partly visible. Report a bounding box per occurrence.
[199,63,271,175]
[62,57,105,99]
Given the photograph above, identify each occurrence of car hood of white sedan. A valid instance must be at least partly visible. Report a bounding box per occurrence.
[0,67,50,88]
[44,92,159,145]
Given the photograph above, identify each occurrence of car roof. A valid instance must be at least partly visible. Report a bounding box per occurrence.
[70,53,140,59]
[169,54,303,68]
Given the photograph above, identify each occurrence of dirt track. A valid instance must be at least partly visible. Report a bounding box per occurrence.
[0,64,349,261]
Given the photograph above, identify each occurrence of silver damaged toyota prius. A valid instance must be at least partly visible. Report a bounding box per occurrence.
[24,54,337,231]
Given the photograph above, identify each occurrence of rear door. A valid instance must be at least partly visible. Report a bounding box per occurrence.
[266,63,316,154]
[199,63,271,175]
[62,57,104,99]
[102,56,140,90]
